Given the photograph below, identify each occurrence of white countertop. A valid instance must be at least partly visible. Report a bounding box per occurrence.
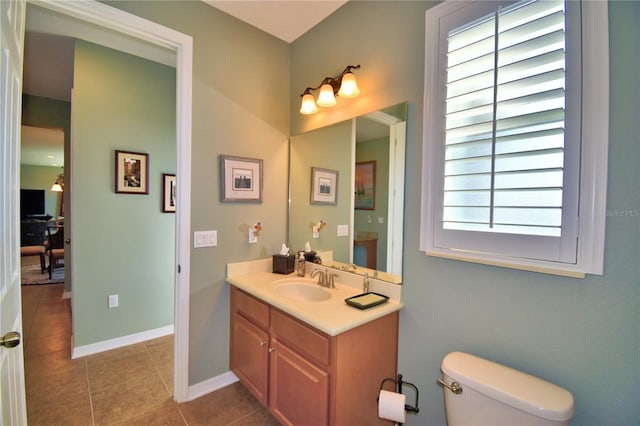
[226,258,403,336]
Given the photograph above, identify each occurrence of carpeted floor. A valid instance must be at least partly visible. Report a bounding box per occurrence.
[21,256,64,285]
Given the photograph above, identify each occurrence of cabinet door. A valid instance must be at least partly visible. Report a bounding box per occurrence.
[269,339,329,426]
[230,313,269,405]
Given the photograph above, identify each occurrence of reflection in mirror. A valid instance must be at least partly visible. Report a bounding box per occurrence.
[289,103,407,284]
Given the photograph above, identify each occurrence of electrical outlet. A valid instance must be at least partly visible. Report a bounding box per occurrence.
[108,294,119,309]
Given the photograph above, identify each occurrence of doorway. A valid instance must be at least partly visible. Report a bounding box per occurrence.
[23,0,193,403]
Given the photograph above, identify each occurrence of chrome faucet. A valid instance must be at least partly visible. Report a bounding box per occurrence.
[311,268,337,288]
[311,269,326,286]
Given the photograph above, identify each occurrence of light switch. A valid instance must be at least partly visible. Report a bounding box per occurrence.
[337,224,349,237]
[194,230,217,248]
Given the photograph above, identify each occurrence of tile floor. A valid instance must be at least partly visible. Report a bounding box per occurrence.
[21,282,280,426]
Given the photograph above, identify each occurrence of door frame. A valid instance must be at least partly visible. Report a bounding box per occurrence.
[30,0,193,402]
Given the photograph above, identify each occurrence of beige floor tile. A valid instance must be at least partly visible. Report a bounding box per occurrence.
[91,375,171,426]
[24,331,71,358]
[29,318,71,340]
[111,400,186,426]
[25,366,89,402]
[87,351,157,391]
[178,382,264,426]
[232,407,282,426]
[25,349,86,380]
[86,341,149,365]
[26,393,93,426]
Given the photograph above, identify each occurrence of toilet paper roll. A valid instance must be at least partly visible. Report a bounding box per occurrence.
[378,389,406,423]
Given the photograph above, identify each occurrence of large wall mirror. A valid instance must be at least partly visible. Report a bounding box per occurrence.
[289,103,407,284]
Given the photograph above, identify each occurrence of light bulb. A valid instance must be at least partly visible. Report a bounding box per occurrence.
[338,72,360,98]
[299,93,318,114]
[316,83,337,107]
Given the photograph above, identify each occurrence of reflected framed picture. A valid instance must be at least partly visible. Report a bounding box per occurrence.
[220,155,263,202]
[355,160,376,210]
[162,173,176,213]
[311,167,338,205]
[115,150,148,194]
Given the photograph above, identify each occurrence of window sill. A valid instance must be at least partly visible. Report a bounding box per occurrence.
[425,249,587,279]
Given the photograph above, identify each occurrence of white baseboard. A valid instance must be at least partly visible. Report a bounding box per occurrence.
[187,371,238,402]
[71,325,174,359]
[62,291,71,299]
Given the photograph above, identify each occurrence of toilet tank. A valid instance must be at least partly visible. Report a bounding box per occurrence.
[441,352,574,426]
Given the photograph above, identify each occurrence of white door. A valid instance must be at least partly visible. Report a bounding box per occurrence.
[0,0,28,424]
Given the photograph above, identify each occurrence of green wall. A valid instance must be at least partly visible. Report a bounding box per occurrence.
[104,1,290,385]
[71,40,176,346]
[291,1,639,425]
[290,120,352,260]
[20,164,63,218]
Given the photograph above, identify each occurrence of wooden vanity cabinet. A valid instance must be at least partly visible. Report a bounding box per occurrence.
[230,286,398,426]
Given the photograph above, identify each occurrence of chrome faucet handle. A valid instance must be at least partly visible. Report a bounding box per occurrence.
[311,268,326,285]
[328,272,338,288]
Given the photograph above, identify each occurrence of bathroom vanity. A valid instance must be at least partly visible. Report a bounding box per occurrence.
[227,259,402,426]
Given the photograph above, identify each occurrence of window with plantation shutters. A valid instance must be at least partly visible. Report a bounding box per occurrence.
[421,0,609,277]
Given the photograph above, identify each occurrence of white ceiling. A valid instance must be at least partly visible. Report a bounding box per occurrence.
[202,0,348,43]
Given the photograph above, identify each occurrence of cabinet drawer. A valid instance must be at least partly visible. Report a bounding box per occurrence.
[271,309,330,367]
[231,287,270,329]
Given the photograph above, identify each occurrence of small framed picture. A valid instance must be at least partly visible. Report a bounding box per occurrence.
[220,155,263,202]
[355,160,376,210]
[115,150,149,194]
[162,174,176,213]
[311,167,338,205]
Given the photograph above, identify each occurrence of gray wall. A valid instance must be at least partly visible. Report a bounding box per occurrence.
[291,1,639,425]
[71,40,176,346]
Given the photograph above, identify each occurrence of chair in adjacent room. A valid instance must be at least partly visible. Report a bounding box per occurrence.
[46,225,65,279]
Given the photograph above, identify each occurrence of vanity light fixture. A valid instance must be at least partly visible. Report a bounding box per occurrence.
[299,65,361,115]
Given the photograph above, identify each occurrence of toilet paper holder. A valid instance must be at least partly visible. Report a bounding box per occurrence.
[378,374,420,415]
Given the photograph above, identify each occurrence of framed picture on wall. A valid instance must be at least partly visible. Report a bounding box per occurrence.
[162,174,176,213]
[355,160,376,210]
[115,150,149,194]
[311,167,338,205]
[220,155,263,202]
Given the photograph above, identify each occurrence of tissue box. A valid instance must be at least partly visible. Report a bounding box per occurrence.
[272,254,295,274]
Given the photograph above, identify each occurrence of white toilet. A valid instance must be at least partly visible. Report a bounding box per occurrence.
[439,352,575,426]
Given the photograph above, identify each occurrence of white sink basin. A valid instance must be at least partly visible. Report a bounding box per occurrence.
[274,279,332,302]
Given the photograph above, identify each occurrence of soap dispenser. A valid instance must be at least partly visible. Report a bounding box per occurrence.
[296,252,306,277]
